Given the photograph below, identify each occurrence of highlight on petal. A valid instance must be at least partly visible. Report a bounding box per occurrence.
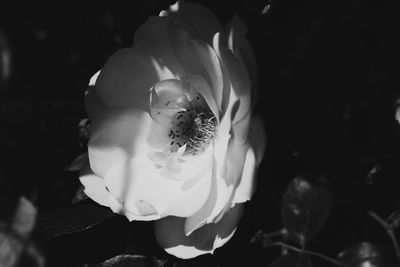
[84,85,107,119]
[212,141,251,223]
[88,107,155,178]
[134,16,185,77]
[89,69,101,86]
[168,27,224,114]
[84,70,107,119]
[170,86,235,220]
[150,79,189,123]
[155,203,244,259]
[160,143,214,181]
[79,163,111,207]
[95,47,175,111]
[161,1,223,44]
[188,41,224,112]
[231,111,251,145]
[183,134,233,236]
[103,156,213,219]
[226,16,259,107]
[213,32,251,123]
[183,75,219,121]
[232,146,257,203]
[107,194,161,221]
[247,115,267,165]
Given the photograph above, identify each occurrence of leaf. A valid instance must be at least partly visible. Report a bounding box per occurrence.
[269,252,313,267]
[0,230,23,267]
[66,153,88,172]
[84,254,149,267]
[0,28,12,91]
[281,175,332,245]
[40,199,115,239]
[72,185,89,204]
[78,118,91,147]
[386,201,400,229]
[337,242,398,267]
[12,196,37,238]
[0,230,45,267]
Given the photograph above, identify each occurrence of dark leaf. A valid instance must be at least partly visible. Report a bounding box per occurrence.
[269,252,313,267]
[0,229,45,267]
[281,175,332,245]
[0,230,23,267]
[386,201,400,229]
[72,185,89,204]
[84,254,149,267]
[40,199,115,239]
[0,28,12,92]
[78,118,91,147]
[66,153,88,172]
[337,242,398,267]
[12,196,37,238]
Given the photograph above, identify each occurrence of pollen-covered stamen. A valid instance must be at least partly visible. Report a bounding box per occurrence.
[168,93,217,155]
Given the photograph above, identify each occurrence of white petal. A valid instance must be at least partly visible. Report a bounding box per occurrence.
[79,163,110,207]
[150,79,189,123]
[167,143,214,181]
[226,16,259,108]
[189,41,224,112]
[134,16,185,77]
[84,71,106,119]
[183,134,233,236]
[95,47,175,111]
[161,1,223,44]
[155,204,244,259]
[168,27,224,114]
[184,75,219,121]
[89,69,101,86]
[107,195,161,221]
[103,156,213,219]
[212,141,250,222]
[182,87,241,233]
[248,115,267,165]
[88,107,155,178]
[213,32,251,123]
[233,146,256,203]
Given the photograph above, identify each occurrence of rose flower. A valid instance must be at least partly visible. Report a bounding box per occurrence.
[79,1,266,259]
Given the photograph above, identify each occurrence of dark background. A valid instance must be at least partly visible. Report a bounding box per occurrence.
[1,0,400,266]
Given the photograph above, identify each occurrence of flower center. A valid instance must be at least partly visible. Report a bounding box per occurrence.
[168,93,216,155]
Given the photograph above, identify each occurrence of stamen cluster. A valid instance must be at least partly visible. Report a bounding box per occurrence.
[168,94,216,155]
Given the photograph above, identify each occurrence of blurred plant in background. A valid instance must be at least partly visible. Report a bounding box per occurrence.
[1,0,400,266]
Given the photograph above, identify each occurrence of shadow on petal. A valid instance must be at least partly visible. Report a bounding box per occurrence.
[155,204,244,259]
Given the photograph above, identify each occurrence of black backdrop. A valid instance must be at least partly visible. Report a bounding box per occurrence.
[1,0,400,266]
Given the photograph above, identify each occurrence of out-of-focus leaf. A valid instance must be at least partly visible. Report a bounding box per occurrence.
[40,199,115,239]
[84,254,148,267]
[66,153,88,172]
[386,201,400,229]
[269,252,313,267]
[78,118,91,147]
[0,229,45,267]
[0,28,12,92]
[0,230,23,267]
[72,184,89,204]
[12,196,37,238]
[281,175,332,245]
[336,242,398,267]
[395,98,400,125]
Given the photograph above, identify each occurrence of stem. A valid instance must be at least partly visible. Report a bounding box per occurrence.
[264,228,288,238]
[250,228,287,244]
[368,211,400,261]
[271,242,344,266]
